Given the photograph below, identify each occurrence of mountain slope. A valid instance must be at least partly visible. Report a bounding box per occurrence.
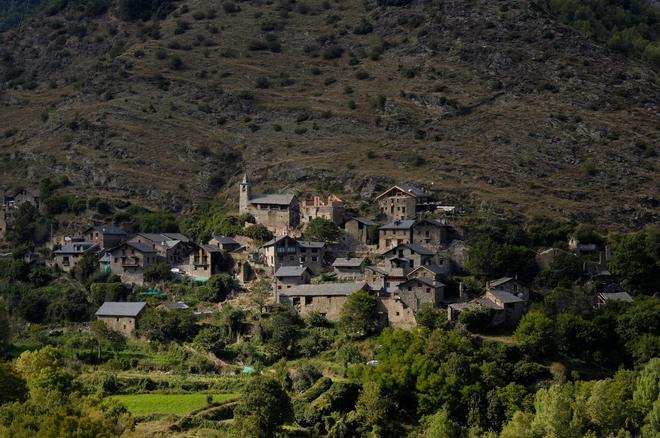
[0,0,658,227]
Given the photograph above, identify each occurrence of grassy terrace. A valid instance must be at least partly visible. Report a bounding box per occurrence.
[110,393,240,416]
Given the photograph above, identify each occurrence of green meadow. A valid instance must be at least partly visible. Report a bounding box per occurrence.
[110,393,240,416]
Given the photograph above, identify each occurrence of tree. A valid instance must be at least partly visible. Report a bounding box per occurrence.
[513,311,555,357]
[0,300,10,356]
[458,306,494,333]
[0,363,27,405]
[215,305,245,343]
[420,408,463,438]
[91,320,126,359]
[143,262,173,283]
[138,308,198,342]
[197,274,234,302]
[416,303,448,330]
[71,255,98,283]
[355,381,391,433]
[265,305,302,358]
[243,224,273,242]
[608,227,659,295]
[537,252,582,288]
[250,279,272,314]
[339,289,379,338]
[304,218,339,242]
[233,376,293,438]
[467,238,538,282]
[193,326,226,356]
[90,282,130,306]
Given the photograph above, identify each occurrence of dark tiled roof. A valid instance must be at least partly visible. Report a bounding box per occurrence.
[599,292,633,302]
[262,235,296,248]
[298,240,326,249]
[346,217,378,226]
[211,235,239,245]
[489,290,525,304]
[96,302,146,317]
[275,265,311,277]
[54,242,98,254]
[380,220,416,230]
[332,257,365,268]
[279,282,367,297]
[489,277,514,288]
[249,193,295,206]
[123,241,157,253]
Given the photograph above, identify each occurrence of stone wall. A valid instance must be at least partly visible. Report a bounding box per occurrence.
[98,316,137,337]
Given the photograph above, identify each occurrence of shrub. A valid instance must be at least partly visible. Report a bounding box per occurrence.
[223,2,239,13]
[322,45,344,59]
[169,56,184,70]
[255,77,271,89]
[353,19,373,35]
[355,70,370,80]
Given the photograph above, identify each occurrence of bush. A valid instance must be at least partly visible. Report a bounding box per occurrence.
[353,19,373,35]
[255,77,271,89]
[322,45,344,59]
[170,56,184,70]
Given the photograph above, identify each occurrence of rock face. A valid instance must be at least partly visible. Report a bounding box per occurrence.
[0,0,657,227]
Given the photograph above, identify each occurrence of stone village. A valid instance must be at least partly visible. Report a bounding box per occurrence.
[1,175,633,337]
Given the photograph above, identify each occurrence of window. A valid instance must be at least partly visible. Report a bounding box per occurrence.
[408,287,412,291]
[300,257,306,262]
[311,256,317,262]
[426,288,431,293]
[305,297,313,305]
[289,256,294,261]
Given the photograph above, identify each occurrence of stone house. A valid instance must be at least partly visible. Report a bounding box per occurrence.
[378,219,415,251]
[239,174,300,235]
[340,217,379,247]
[487,277,530,301]
[52,241,99,272]
[448,289,527,327]
[95,302,147,337]
[185,244,225,280]
[128,233,193,266]
[260,235,301,273]
[375,184,432,221]
[99,241,158,285]
[382,243,435,271]
[298,240,327,275]
[568,237,598,256]
[396,277,445,312]
[277,281,369,320]
[274,265,313,292]
[593,284,634,309]
[300,194,345,225]
[83,225,128,250]
[332,257,366,280]
[208,235,242,252]
[412,218,450,249]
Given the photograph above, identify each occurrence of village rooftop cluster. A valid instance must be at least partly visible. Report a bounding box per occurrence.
[0,175,633,337]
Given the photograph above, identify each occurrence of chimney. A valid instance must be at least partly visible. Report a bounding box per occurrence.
[459,282,466,301]
[598,251,603,265]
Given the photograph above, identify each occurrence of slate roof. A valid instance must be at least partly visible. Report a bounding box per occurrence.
[249,193,295,206]
[120,241,156,253]
[599,292,633,303]
[87,225,127,235]
[298,240,326,249]
[399,277,445,288]
[332,257,365,268]
[489,290,525,304]
[275,265,311,277]
[489,277,515,288]
[211,235,239,245]
[262,235,296,248]
[411,264,444,275]
[415,218,447,227]
[365,265,388,275]
[137,233,191,244]
[96,302,146,317]
[376,184,430,200]
[279,282,367,297]
[54,242,98,254]
[380,219,416,230]
[382,243,434,256]
[345,217,378,226]
[200,244,221,253]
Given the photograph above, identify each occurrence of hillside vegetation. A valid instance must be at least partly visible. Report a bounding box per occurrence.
[0,0,658,226]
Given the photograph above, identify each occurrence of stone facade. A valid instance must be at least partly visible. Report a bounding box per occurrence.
[128,233,193,266]
[100,242,158,285]
[297,241,327,275]
[274,265,313,291]
[83,225,128,250]
[277,282,368,320]
[239,174,299,235]
[260,235,302,274]
[300,194,345,225]
[185,244,224,280]
[375,184,431,221]
[95,302,146,337]
[52,241,99,273]
[412,219,449,249]
[378,220,415,251]
[396,277,445,312]
[332,257,365,280]
[340,217,379,247]
[378,296,417,329]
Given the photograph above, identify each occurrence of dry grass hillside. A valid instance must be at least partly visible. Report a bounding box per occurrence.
[0,0,658,227]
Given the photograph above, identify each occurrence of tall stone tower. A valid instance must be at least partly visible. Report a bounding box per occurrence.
[239,173,251,215]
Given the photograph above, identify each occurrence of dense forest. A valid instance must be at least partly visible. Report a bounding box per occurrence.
[537,0,660,66]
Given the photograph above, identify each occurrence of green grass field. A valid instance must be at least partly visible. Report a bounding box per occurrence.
[110,393,239,416]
